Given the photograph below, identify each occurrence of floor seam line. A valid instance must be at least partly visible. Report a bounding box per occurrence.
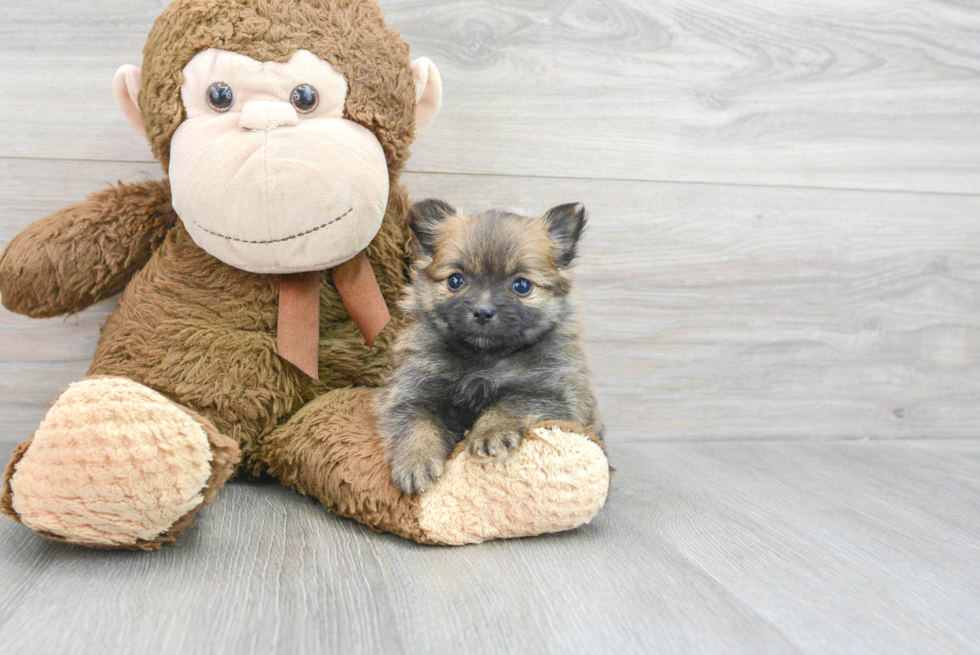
[1,156,978,198]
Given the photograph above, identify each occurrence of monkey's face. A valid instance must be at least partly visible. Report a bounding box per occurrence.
[114,0,441,274]
[165,49,388,274]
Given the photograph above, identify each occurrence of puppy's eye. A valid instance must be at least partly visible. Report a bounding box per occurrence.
[206,82,235,112]
[447,273,466,291]
[291,84,319,114]
[512,277,533,297]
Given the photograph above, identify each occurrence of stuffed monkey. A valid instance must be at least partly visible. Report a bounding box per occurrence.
[0,0,610,550]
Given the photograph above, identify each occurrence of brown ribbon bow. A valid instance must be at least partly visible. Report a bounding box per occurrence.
[276,251,391,379]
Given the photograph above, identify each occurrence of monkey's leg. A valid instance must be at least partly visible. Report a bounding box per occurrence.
[1,377,239,550]
[254,387,610,545]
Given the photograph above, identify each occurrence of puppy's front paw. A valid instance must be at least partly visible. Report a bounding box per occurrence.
[387,418,450,495]
[391,453,445,495]
[467,430,521,463]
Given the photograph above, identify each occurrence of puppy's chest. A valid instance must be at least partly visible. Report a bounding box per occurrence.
[451,371,499,409]
[445,354,536,410]
[434,365,506,437]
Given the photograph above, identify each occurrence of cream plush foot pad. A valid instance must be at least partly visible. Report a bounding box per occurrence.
[417,426,610,545]
[10,377,214,547]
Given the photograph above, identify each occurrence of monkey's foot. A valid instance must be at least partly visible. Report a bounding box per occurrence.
[2,377,239,550]
[417,422,610,545]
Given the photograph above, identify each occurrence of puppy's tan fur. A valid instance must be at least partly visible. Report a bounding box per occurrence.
[377,200,603,494]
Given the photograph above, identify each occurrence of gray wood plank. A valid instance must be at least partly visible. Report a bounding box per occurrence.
[0,483,800,655]
[1,439,978,654]
[3,159,979,443]
[609,440,980,654]
[1,1,980,193]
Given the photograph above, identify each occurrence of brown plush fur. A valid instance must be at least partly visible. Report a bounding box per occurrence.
[0,0,419,546]
[0,440,31,524]
[0,180,175,318]
[253,387,433,544]
[86,187,411,466]
[140,0,418,173]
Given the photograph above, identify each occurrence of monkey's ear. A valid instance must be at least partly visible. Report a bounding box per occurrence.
[410,57,442,135]
[113,65,146,136]
[410,199,456,256]
[541,203,588,267]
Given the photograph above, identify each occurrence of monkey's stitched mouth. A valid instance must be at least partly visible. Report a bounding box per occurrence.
[189,206,354,245]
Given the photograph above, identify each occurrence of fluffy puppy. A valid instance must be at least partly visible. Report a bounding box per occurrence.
[376,199,603,494]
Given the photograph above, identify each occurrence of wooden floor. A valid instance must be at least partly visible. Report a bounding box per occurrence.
[2,1,979,653]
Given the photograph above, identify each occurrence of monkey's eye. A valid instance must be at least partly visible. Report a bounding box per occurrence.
[512,277,533,297]
[447,273,466,292]
[291,84,319,114]
[206,82,235,113]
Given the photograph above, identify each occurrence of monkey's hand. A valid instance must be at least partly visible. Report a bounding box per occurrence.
[388,418,451,495]
[0,179,175,318]
[466,407,524,463]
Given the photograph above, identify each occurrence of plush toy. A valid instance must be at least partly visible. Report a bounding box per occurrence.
[0,0,610,550]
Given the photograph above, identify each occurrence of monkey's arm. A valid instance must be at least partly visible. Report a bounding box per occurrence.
[0,179,175,318]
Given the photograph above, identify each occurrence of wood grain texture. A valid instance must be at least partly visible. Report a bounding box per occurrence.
[639,440,980,653]
[2,160,979,442]
[1,439,978,655]
[1,1,979,193]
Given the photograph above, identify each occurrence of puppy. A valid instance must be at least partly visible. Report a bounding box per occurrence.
[376,200,604,494]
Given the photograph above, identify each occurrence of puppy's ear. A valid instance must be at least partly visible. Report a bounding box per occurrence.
[541,203,587,267]
[410,199,457,256]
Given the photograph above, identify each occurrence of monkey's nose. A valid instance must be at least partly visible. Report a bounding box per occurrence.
[239,101,299,131]
[473,306,496,325]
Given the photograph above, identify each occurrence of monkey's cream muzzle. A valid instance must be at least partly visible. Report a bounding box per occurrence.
[238,101,300,131]
[168,49,390,275]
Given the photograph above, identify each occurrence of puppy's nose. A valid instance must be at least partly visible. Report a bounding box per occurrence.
[239,101,299,131]
[473,306,496,325]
